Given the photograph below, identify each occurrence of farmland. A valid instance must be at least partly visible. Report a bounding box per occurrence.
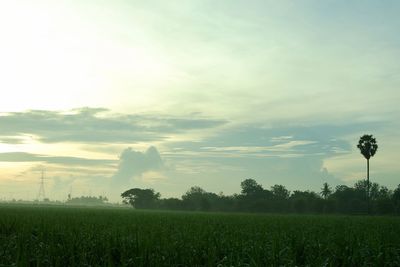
[1,204,400,266]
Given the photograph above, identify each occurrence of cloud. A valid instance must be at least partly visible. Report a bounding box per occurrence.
[0,136,29,144]
[112,146,164,185]
[0,107,227,144]
[139,171,167,185]
[164,121,390,161]
[199,140,319,158]
[0,152,114,166]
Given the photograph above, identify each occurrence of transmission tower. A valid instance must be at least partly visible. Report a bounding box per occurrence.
[37,169,46,200]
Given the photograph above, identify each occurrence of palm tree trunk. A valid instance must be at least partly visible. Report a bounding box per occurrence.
[367,158,370,214]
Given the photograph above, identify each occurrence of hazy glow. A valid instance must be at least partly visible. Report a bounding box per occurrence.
[0,1,173,112]
[0,1,399,201]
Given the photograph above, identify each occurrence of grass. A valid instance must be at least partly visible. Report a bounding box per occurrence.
[1,204,400,266]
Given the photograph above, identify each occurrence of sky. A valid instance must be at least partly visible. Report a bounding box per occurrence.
[0,1,399,202]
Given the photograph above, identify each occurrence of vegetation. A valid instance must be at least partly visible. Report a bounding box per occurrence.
[357,134,378,213]
[122,179,400,215]
[1,205,400,266]
[121,189,159,209]
[66,195,109,205]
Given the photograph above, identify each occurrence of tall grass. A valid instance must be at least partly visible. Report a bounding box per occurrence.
[1,205,400,266]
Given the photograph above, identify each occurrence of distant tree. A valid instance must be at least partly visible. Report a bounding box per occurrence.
[374,186,393,214]
[119,179,400,214]
[182,186,218,211]
[66,195,108,205]
[160,198,183,210]
[393,185,400,214]
[354,179,371,199]
[121,188,160,209]
[320,182,332,200]
[290,190,321,213]
[240,179,264,197]
[269,185,290,212]
[215,193,237,212]
[332,185,361,213]
[357,134,378,213]
[238,179,273,212]
[377,186,391,199]
[271,184,290,200]
[353,180,380,211]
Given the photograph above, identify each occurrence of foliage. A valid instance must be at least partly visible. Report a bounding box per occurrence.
[320,182,332,200]
[66,195,108,205]
[1,205,400,266]
[181,186,219,211]
[121,188,160,209]
[240,178,264,196]
[127,179,400,215]
[357,134,378,214]
[357,134,378,160]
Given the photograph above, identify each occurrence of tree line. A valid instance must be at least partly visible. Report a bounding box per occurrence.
[121,178,400,215]
[66,195,109,205]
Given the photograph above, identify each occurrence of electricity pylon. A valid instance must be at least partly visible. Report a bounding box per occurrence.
[37,169,46,200]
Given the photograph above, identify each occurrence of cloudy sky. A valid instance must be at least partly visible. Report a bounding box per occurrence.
[0,1,399,201]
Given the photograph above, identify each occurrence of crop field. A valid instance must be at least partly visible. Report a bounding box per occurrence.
[1,205,400,266]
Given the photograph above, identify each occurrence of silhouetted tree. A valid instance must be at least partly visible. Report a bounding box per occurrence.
[240,179,264,197]
[270,185,290,212]
[290,190,321,213]
[374,186,393,214]
[271,184,290,200]
[215,193,237,212]
[120,178,400,215]
[357,134,378,214]
[66,195,108,205]
[182,186,218,211]
[331,185,360,213]
[160,197,183,210]
[376,186,391,199]
[354,179,370,199]
[320,182,332,200]
[239,179,273,212]
[393,185,400,214]
[121,188,160,209]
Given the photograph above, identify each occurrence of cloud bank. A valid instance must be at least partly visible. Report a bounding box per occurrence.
[112,146,164,185]
[0,108,227,144]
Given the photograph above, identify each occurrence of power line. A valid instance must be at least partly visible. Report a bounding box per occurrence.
[37,169,46,200]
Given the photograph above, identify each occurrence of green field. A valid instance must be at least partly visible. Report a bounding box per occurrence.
[1,205,400,266]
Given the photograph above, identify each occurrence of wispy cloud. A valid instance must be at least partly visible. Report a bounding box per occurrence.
[199,140,318,158]
[0,108,227,144]
[164,123,376,160]
[0,152,114,166]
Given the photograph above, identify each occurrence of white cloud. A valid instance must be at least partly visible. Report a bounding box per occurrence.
[112,146,164,185]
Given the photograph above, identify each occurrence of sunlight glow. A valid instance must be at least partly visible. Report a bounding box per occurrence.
[0,1,171,112]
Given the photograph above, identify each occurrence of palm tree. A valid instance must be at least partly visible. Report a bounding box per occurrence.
[320,182,332,200]
[357,134,378,214]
